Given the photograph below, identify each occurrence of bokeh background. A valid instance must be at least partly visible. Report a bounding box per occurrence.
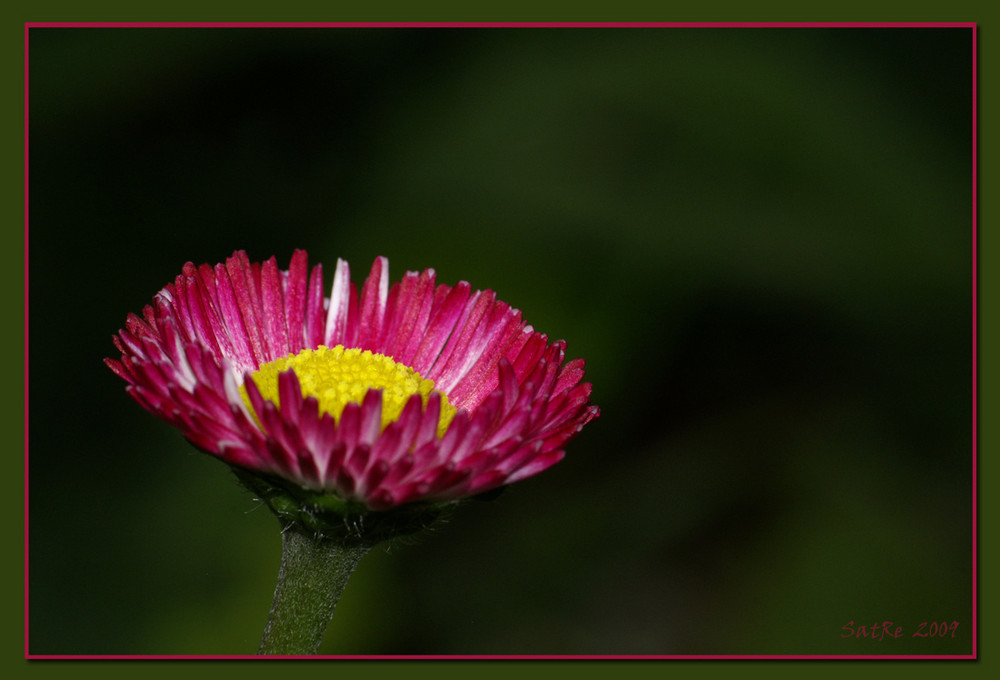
[28,27,972,655]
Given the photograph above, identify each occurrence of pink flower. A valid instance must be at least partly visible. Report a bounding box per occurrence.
[106,251,598,511]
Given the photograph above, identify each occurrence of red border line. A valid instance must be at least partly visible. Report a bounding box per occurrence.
[23,21,977,662]
[25,654,980,660]
[970,22,978,662]
[23,21,30,661]
[25,21,977,29]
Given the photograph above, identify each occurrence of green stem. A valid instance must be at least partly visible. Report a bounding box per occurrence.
[257,522,372,655]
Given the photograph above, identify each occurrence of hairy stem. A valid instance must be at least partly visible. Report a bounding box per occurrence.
[257,523,372,655]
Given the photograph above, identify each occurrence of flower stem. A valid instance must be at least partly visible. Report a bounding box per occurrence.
[257,522,372,655]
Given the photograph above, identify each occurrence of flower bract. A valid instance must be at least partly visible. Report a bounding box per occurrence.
[107,250,599,513]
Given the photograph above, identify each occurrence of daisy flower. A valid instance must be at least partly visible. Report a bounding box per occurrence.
[106,250,599,515]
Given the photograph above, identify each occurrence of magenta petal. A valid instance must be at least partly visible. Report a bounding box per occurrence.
[372,454,415,495]
[356,256,389,350]
[177,280,207,354]
[505,448,565,484]
[277,369,304,414]
[412,281,472,376]
[325,258,352,347]
[553,357,586,395]
[430,289,494,395]
[104,357,132,383]
[391,268,436,366]
[193,273,236,365]
[336,401,362,453]
[376,395,422,466]
[448,305,525,410]
[358,389,383,446]
[361,460,391,499]
[226,251,267,366]
[412,392,443,452]
[511,331,548,384]
[377,279,402,354]
[482,404,531,450]
[260,256,290,360]
[285,250,308,354]
[214,261,257,373]
[319,441,348,488]
[370,420,405,469]
[339,444,370,496]
[334,462,358,497]
[305,262,326,350]
[107,251,598,510]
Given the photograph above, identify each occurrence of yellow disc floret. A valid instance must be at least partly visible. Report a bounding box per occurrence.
[241,345,457,437]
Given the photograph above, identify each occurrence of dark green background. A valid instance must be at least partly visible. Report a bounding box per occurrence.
[27,27,972,655]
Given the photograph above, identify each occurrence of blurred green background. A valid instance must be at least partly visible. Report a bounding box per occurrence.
[28,27,972,655]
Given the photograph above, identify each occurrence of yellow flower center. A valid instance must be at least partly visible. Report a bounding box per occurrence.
[241,345,457,437]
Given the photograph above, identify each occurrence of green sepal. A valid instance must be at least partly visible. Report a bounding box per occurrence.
[231,466,455,544]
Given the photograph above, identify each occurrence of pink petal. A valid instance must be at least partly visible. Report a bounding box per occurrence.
[226,251,267,365]
[260,256,290,359]
[305,262,326,350]
[214,261,257,373]
[356,256,388,350]
[107,251,598,511]
[324,258,352,347]
[411,281,471,376]
[285,250,309,354]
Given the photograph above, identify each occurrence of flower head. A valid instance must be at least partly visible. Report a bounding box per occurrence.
[106,251,598,516]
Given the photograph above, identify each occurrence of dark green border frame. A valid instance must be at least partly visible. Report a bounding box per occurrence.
[12,3,991,679]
